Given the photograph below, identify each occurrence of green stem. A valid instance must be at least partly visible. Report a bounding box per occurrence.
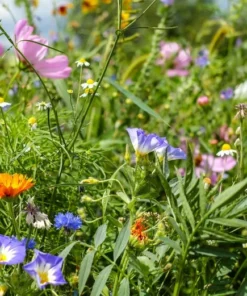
[3,70,19,99]
[112,249,129,296]
[117,0,122,30]
[8,202,20,239]
[75,66,83,113]
[239,119,244,180]
[68,32,121,151]
[22,0,34,26]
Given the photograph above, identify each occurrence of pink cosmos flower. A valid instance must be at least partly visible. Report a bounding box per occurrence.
[195,154,236,184]
[0,43,4,56]
[14,19,71,79]
[158,41,192,77]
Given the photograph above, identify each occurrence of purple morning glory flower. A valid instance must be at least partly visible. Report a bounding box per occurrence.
[155,144,186,161]
[23,250,67,289]
[195,49,209,67]
[220,88,234,100]
[161,0,174,5]
[0,235,26,265]
[126,128,165,158]
[54,212,82,231]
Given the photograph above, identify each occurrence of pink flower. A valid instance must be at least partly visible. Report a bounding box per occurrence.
[197,96,209,106]
[0,43,4,56]
[14,19,71,79]
[158,42,192,77]
[195,153,236,184]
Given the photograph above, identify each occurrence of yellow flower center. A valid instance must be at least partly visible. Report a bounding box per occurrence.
[0,253,7,262]
[0,97,4,103]
[79,58,86,63]
[38,271,49,284]
[28,117,37,125]
[203,177,211,185]
[221,144,231,151]
[85,88,94,94]
[86,79,94,84]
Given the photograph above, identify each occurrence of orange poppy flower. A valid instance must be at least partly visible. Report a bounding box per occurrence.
[0,173,34,199]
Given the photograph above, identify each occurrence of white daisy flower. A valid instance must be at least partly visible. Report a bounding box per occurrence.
[75,58,90,67]
[80,88,99,97]
[216,144,237,157]
[0,102,11,112]
[36,101,52,111]
[81,79,98,89]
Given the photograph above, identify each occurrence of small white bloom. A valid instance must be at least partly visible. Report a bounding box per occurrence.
[75,58,90,67]
[216,144,237,157]
[0,102,11,112]
[81,79,98,89]
[36,101,52,111]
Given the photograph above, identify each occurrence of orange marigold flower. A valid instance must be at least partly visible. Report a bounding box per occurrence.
[131,218,148,242]
[0,173,34,199]
[82,0,98,14]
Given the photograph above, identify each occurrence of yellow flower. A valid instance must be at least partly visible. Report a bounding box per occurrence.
[67,89,73,94]
[0,97,4,103]
[0,284,8,296]
[28,117,37,125]
[31,0,39,8]
[0,173,34,200]
[102,0,112,3]
[121,11,130,29]
[82,0,99,14]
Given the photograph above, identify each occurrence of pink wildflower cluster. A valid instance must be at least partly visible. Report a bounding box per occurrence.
[14,19,71,79]
[157,41,192,77]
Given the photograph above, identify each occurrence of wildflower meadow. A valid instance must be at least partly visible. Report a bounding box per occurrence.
[1,0,247,295]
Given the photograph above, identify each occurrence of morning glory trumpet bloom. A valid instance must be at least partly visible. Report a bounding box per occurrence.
[23,250,67,289]
[156,144,187,161]
[126,128,165,158]
[0,235,26,265]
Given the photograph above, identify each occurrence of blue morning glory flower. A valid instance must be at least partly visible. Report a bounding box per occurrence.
[54,212,82,231]
[23,250,67,289]
[220,88,233,100]
[126,128,166,158]
[0,235,26,265]
[155,144,186,161]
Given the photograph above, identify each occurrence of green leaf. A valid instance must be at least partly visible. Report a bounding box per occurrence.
[209,218,247,228]
[202,227,246,242]
[177,172,195,229]
[91,264,113,296]
[94,224,107,248]
[193,246,237,258]
[167,217,187,244]
[236,274,247,296]
[184,144,194,188]
[137,256,155,271]
[53,79,71,109]
[114,219,131,262]
[158,237,182,254]
[59,241,78,259]
[208,178,247,215]
[78,251,96,295]
[107,78,167,124]
[199,176,207,218]
[118,278,130,296]
[116,191,131,204]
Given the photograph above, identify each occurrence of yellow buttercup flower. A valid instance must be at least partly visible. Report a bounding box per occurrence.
[82,0,98,14]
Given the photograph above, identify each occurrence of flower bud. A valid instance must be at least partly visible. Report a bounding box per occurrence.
[236,126,241,135]
[234,138,241,147]
[80,177,99,184]
[203,177,211,190]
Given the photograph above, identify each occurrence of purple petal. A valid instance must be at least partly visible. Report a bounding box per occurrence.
[167,146,187,160]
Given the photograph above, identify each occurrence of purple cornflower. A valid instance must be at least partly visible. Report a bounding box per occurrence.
[155,142,186,161]
[23,250,67,289]
[195,49,209,67]
[54,212,82,231]
[0,235,26,265]
[126,128,165,158]
[220,88,234,100]
[161,0,174,5]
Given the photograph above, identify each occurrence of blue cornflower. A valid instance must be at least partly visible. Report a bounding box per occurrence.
[220,88,233,100]
[54,212,82,231]
[126,128,165,159]
[195,49,209,68]
[22,238,36,250]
